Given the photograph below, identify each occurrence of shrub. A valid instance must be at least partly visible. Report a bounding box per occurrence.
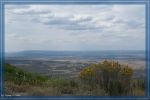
[69,80,78,87]
[5,81,31,95]
[47,78,70,87]
[79,60,133,96]
[4,63,49,85]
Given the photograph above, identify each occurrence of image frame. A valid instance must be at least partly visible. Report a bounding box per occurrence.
[0,0,150,99]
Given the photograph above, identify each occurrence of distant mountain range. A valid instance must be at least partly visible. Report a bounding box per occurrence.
[5,50,145,60]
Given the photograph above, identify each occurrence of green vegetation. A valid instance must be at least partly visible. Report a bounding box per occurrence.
[79,60,133,95]
[4,63,48,85]
[4,61,145,96]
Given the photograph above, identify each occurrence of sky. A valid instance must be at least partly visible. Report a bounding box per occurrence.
[5,4,145,52]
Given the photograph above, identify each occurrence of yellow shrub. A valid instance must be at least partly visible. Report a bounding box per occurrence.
[79,60,133,95]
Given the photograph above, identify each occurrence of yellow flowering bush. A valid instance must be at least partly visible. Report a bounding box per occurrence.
[79,60,133,95]
[79,66,96,84]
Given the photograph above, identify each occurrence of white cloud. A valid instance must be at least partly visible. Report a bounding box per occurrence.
[5,4,145,52]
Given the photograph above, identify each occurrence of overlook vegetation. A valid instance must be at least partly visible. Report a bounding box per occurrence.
[4,61,145,96]
[80,61,133,95]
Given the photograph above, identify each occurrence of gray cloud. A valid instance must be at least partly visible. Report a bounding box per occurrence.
[126,20,145,29]
[9,5,51,15]
[8,5,114,31]
[32,14,102,31]
[5,5,30,9]
[17,9,50,15]
[5,5,145,52]
[12,9,51,15]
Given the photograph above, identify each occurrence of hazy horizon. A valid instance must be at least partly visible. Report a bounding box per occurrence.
[6,49,145,53]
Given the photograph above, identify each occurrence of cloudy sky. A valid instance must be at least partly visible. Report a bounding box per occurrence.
[5,4,145,52]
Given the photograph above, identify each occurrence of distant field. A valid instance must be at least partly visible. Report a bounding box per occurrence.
[5,50,146,79]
